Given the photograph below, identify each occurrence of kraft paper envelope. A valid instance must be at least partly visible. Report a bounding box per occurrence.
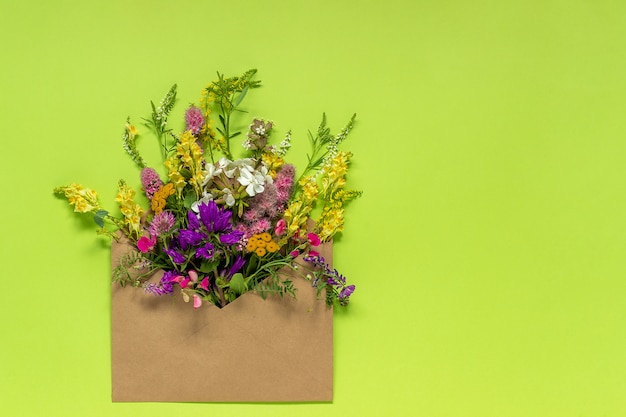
[111,237,333,402]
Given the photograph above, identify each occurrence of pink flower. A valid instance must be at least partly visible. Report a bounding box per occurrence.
[307,233,321,247]
[274,219,286,236]
[308,250,320,257]
[188,270,198,283]
[140,167,163,200]
[185,106,205,136]
[180,278,190,289]
[137,235,156,253]
[200,277,209,291]
[193,295,202,309]
[290,250,300,258]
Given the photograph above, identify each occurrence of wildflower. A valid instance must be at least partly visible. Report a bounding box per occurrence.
[303,254,356,305]
[163,157,186,194]
[148,211,175,237]
[178,229,206,250]
[220,230,244,245]
[54,183,100,213]
[307,233,321,247]
[193,295,203,309]
[140,168,162,201]
[137,235,156,253]
[115,179,144,238]
[274,219,286,236]
[164,247,186,264]
[274,164,295,205]
[237,165,273,197]
[151,183,176,214]
[198,201,233,233]
[196,242,215,260]
[122,119,146,168]
[185,106,205,136]
[226,256,246,279]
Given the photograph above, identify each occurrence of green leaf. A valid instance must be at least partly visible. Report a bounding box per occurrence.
[235,85,249,106]
[93,210,108,228]
[183,191,196,209]
[229,273,246,295]
[199,259,219,273]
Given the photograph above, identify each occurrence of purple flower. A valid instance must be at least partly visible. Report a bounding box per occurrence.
[198,201,233,233]
[178,229,207,250]
[143,270,177,295]
[303,255,355,304]
[185,106,205,136]
[187,209,200,230]
[196,242,215,260]
[149,211,175,237]
[164,248,186,264]
[226,256,246,279]
[219,229,244,245]
[339,285,355,300]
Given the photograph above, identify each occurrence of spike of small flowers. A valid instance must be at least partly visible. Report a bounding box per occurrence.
[115,179,144,238]
[54,183,101,213]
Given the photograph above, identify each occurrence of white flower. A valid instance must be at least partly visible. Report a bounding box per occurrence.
[201,161,224,187]
[238,168,266,196]
[258,164,273,185]
[191,191,214,213]
[222,188,235,207]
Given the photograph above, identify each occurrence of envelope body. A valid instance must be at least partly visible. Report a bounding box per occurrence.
[111,239,333,402]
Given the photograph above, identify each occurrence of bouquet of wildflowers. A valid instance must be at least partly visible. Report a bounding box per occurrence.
[55,70,360,308]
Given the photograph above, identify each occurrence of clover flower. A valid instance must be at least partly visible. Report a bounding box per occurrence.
[149,211,175,237]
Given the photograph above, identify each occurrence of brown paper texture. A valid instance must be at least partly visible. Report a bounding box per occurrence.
[111,237,333,402]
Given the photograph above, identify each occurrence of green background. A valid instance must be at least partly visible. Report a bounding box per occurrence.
[2,0,626,415]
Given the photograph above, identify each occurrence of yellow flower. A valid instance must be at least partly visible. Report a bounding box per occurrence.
[266,241,279,253]
[300,176,319,202]
[164,157,186,194]
[151,183,175,214]
[247,233,280,254]
[55,183,101,213]
[261,152,284,178]
[115,180,144,238]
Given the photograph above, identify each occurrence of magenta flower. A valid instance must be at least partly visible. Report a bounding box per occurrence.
[274,219,286,236]
[137,235,156,253]
[308,233,321,247]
